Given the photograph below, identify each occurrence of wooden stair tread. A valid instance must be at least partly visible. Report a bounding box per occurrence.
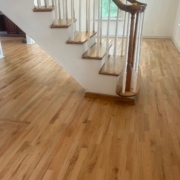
[66,31,97,44]
[99,55,125,76]
[33,6,54,12]
[116,67,141,97]
[82,43,112,60]
[51,19,77,28]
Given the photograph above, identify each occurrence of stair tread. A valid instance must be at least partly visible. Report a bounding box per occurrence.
[82,42,112,60]
[67,31,97,44]
[33,6,54,12]
[51,19,77,28]
[99,55,125,76]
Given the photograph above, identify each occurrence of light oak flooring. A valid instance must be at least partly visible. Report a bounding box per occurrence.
[0,38,180,180]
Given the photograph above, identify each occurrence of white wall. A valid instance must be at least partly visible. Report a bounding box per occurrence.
[173,0,180,51]
[141,0,179,38]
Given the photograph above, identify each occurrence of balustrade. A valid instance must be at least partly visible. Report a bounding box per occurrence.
[33,0,147,96]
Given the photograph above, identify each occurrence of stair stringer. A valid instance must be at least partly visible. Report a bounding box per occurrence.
[0,0,118,96]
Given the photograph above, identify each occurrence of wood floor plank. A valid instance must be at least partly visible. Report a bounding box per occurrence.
[0,38,180,180]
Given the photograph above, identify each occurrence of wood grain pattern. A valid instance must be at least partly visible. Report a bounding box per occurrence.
[99,55,125,76]
[66,31,97,44]
[85,92,135,104]
[33,6,54,12]
[51,19,77,28]
[82,42,112,60]
[0,38,180,180]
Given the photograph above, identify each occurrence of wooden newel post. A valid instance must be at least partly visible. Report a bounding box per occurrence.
[126,12,135,91]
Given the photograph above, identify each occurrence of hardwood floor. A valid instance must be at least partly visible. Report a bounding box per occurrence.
[0,38,180,180]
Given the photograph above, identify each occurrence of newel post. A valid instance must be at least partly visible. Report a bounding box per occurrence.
[126,12,135,91]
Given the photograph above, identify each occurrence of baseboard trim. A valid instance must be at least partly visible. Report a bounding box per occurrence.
[143,36,172,39]
[102,35,172,39]
[85,92,135,105]
[172,37,180,52]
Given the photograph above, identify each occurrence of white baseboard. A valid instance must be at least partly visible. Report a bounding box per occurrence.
[172,37,180,52]
[142,36,172,39]
[102,35,172,39]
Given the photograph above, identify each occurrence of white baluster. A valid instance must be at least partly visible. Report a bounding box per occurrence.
[37,0,41,8]
[52,0,54,7]
[121,0,127,56]
[34,0,36,7]
[122,13,130,93]
[58,0,61,19]
[87,0,91,55]
[121,11,127,56]
[71,0,74,40]
[100,0,102,44]
[96,0,101,56]
[44,0,47,7]
[114,8,120,57]
[54,0,59,24]
[0,41,4,59]
[62,0,66,23]
[66,0,68,19]
[104,0,111,71]
[93,0,95,32]
[133,12,145,92]
[79,0,82,41]
[131,13,140,89]
[86,0,88,32]
[138,12,145,64]
[46,0,50,8]
[73,0,75,20]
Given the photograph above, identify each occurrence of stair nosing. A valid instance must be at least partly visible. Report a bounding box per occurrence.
[51,19,77,28]
[33,6,54,12]
[66,31,97,44]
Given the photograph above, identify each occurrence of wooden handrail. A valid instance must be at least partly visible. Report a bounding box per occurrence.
[113,0,147,13]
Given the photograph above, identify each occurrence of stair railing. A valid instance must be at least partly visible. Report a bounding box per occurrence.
[113,0,147,94]
[33,0,146,96]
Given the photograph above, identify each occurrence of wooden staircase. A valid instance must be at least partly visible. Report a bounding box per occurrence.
[32,0,147,104]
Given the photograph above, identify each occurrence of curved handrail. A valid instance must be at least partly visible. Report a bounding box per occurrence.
[113,0,147,13]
